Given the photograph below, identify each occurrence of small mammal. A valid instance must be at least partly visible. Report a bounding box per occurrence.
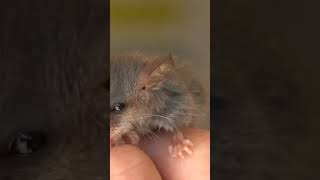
[110,52,207,158]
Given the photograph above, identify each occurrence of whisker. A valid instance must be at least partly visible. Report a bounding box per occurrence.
[144,114,179,134]
[127,121,161,141]
[120,112,204,138]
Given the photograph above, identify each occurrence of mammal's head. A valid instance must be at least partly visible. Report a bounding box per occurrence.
[110,53,205,142]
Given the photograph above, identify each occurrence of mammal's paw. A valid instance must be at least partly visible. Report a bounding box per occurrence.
[168,132,194,159]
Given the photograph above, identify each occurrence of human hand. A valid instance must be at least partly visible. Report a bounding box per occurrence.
[110,128,210,180]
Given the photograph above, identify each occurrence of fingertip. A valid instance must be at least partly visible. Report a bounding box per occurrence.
[139,128,211,180]
[110,145,162,180]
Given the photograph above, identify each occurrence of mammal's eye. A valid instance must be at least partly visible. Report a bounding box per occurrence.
[112,103,125,112]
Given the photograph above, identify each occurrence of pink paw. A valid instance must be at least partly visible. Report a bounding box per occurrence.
[168,133,194,159]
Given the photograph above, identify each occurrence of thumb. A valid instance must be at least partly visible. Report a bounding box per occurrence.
[110,145,162,180]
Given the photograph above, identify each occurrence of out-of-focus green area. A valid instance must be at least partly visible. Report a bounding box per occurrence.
[111,0,186,54]
[111,0,180,25]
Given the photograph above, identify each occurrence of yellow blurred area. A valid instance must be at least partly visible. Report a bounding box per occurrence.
[111,0,181,25]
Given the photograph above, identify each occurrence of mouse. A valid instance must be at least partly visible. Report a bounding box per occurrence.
[109,52,207,159]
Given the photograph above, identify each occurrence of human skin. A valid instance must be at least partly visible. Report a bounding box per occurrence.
[110,128,210,180]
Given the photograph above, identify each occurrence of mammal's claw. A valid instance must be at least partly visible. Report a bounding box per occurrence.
[168,132,194,159]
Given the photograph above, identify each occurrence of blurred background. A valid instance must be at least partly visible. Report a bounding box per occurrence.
[213,0,320,179]
[110,0,210,128]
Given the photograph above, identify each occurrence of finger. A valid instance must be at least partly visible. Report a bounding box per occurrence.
[139,128,210,180]
[110,145,162,180]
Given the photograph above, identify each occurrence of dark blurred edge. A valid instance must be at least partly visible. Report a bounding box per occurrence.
[106,0,110,178]
[0,0,109,178]
[212,0,320,180]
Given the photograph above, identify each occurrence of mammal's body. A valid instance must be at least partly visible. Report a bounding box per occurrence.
[110,52,207,158]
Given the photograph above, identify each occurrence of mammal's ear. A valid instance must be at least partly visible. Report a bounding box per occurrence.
[138,54,175,90]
